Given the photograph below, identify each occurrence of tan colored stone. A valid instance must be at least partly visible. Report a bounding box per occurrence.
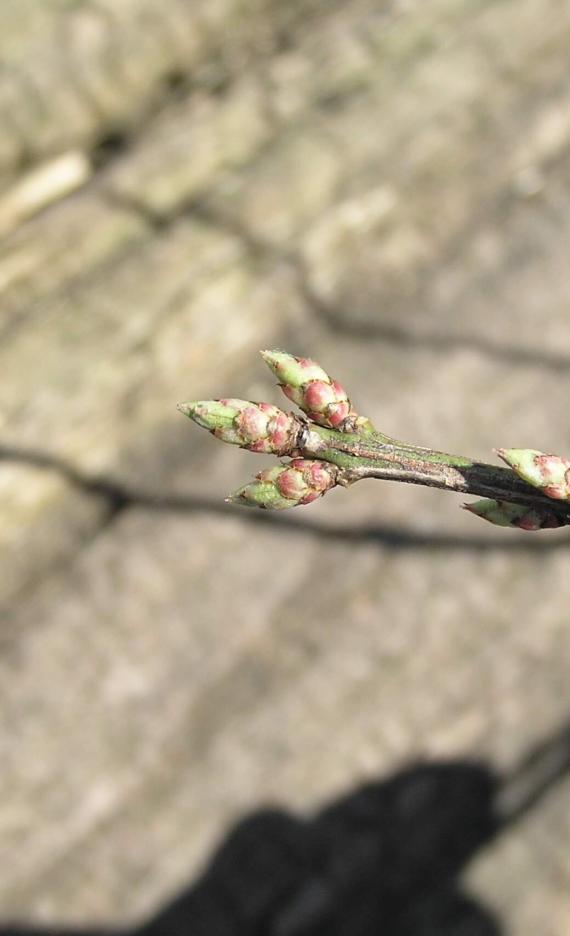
[2,3,570,935]
[106,79,272,217]
[0,0,335,181]
[206,127,343,246]
[0,192,148,321]
[0,216,301,611]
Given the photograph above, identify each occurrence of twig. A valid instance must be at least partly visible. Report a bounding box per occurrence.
[178,350,570,531]
[296,421,570,520]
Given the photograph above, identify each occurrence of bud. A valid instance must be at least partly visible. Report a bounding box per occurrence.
[261,350,361,431]
[177,399,297,455]
[462,499,563,531]
[227,458,338,510]
[496,448,570,501]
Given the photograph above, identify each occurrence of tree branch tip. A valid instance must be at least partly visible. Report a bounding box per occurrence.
[178,350,570,528]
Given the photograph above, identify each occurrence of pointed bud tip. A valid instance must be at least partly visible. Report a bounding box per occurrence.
[494,447,543,465]
[177,399,239,432]
[260,349,329,387]
[177,401,198,417]
[178,399,222,414]
[494,448,570,499]
[260,349,296,378]
[461,502,491,518]
[225,492,244,505]
[225,489,257,508]
[260,349,287,370]
[260,349,293,359]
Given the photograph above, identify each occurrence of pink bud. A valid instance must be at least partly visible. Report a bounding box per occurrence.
[248,439,271,453]
[331,380,348,399]
[258,466,282,483]
[268,411,290,449]
[536,456,570,500]
[277,467,309,499]
[535,454,570,484]
[305,461,333,491]
[281,383,305,407]
[299,491,321,504]
[543,484,568,501]
[304,380,337,411]
[236,406,268,440]
[326,401,351,427]
[515,513,543,531]
[496,449,570,501]
[219,398,244,409]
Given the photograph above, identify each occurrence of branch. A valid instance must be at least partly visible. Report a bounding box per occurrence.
[297,422,570,527]
[178,351,570,531]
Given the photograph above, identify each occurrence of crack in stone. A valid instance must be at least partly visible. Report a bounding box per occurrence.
[1,445,569,558]
[105,190,570,375]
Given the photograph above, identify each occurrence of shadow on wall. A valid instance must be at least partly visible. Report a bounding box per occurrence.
[139,761,500,936]
[2,444,570,556]
[2,721,569,936]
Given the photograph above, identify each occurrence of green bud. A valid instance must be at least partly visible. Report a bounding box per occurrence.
[178,399,240,431]
[178,399,297,455]
[226,480,293,510]
[260,350,329,388]
[463,499,563,531]
[227,459,338,510]
[260,349,359,430]
[496,448,570,501]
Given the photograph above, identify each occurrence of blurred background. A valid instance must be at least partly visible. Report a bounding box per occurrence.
[1,0,570,933]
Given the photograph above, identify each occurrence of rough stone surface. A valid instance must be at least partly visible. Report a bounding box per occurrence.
[1,2,569,934]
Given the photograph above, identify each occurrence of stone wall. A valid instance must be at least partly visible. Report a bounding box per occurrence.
[1,2,569,933]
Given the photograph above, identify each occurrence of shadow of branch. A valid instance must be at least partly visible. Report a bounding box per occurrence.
[2,444,570,554]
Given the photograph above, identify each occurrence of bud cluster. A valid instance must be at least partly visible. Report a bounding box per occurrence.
[178,351,570,528]
[463,498,564,531]
[178,398,297,455]
[496,448,570,501]
[228,459,338,510]
[261,350,359,431]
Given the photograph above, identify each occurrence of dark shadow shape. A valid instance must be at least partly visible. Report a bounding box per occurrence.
[90,130,131,169]
[102,190,570,377]
[140,762,500,936]
[304,306,570,375]
[291,254,570,375]
[2,720,569,936]
[2,443,570,555]
[0,764,502,936]
[175,203,570,377]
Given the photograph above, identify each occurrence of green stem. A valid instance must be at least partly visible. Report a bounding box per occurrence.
[297,423,570,522]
